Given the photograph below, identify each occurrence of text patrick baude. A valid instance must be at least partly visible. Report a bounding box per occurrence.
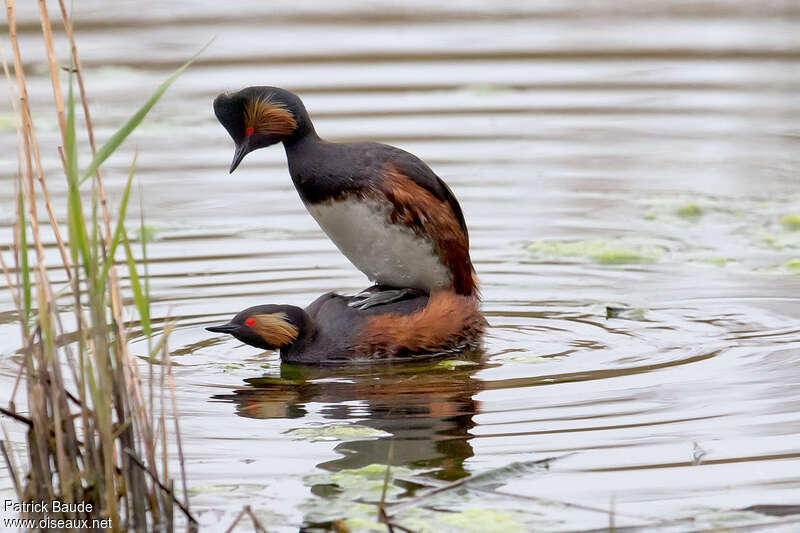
[4,499,93,513]
[3,500,111,530]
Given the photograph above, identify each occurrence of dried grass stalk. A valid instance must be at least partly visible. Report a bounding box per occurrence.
[1,1,202,531]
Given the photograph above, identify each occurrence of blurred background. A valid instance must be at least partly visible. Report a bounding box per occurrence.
[2,1,800,531]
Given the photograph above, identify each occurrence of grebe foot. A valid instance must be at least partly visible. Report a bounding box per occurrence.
[348,288,420,310]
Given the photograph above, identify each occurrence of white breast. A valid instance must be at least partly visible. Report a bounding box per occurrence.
[306,198,451,292]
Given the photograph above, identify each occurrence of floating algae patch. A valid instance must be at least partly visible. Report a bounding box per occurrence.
[402,504,547,533]
[745,208,800,250]
[306,456,596,531]
[700,257,730,267]
[507,354,550,364]
[783,259,800,274]
[392,508,527,533]
[435,359,480,370]
[186,483,268,496]
[754,229,800,250]
[439,509,525,533]
[392,480,581,532]
[187,484,240,496]
[780,214,800,231]
[693,256,733,267]
[285,423,391,442]
[135,225,160,243]
[760,258,800,276]
[343,509,389,533]
[689,509,794,531]
[306,463,417,503]
[528,238,663,264]
[304,464,425,526]
[636,194,735,227]
[0,114,16,130]
[676,203,704,220]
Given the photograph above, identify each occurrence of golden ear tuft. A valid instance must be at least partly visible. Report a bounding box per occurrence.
[250,313,299,347]
[243,96,297,137]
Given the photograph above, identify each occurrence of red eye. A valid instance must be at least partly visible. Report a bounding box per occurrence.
[245,126,254,136]
[245,317,255,327]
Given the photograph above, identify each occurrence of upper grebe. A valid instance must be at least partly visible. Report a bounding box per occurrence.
[213,86,478,309]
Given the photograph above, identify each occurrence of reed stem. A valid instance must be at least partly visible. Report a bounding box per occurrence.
[1,2,202,531]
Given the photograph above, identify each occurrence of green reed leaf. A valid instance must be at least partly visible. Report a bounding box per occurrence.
[65,71,92,277]
[122,230,151,336]
[17,183,30,325]
[100,152,138,289]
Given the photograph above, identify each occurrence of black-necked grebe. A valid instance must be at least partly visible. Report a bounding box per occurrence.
[213,86,478,309]
[206,290,485,364]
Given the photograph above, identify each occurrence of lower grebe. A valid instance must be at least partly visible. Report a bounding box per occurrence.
[206,289,486,364]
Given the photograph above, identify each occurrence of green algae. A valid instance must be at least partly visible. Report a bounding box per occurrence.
[780,214,800,231]
[333,503,525,533]
[784,259,800,274]
[186,484,237,496]
[508,354,549,363]
[303,497,388,529]
[435,359,479,370]
[303,464,418,525]
[528,239,663,264]
[755,229,800,250]
[591,248,654,264]
[343,513,388,532]
[676,203,703,219]
[395,507,528,533]
[307,458,568,531]
[697,256,731,267]
[135,225,159,243]
[186,483,264,496]
[439,509,524,533]
[760,235,781,249]
[306,463,416,502]
[285,424,391,442]
[333,463,405,479]
[748,212,800,250]
[0,114,16,130]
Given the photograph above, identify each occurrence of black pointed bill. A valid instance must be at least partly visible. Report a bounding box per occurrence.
[206,323,239,334]
[229,139,251,173]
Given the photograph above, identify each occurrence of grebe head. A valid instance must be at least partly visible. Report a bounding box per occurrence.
[213,86,313,172]
[206,304,307,351]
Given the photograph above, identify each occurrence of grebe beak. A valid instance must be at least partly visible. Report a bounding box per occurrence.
[229,139,251,173]
[206,323,238,334]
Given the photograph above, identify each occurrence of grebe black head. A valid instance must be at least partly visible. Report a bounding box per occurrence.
[213,86,315,172]
[206,303,310,352]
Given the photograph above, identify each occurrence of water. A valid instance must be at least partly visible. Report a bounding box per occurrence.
[2,1,800,531]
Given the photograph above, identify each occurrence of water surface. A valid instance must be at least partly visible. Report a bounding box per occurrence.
[1,1,800,531]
